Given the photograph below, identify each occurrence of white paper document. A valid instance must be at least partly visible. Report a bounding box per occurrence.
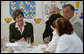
[28,48,43,53]
[5,42,30,47]
[33,44,47,48]
[5,42,47,53]
[5,42,18,47]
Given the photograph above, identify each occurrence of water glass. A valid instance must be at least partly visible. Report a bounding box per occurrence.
[26,37,31,45]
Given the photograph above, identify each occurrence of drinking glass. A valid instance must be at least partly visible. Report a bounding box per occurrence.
[26,37,31,46]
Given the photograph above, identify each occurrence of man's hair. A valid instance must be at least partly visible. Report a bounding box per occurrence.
[50,7,60,15]
[62,4,75,11]
[12,9,24,20]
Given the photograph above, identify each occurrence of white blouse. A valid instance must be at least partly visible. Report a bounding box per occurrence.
[46,30,83,53]
[15,21,26,35]
[46,30,59,51]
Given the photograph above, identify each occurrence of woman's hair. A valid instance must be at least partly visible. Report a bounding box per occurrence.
[54,18,74,36]
[49,14,63,27]
[12,9,24,20]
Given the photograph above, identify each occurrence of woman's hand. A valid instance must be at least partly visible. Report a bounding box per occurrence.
[18,37,25,42]
[50,25,56,31]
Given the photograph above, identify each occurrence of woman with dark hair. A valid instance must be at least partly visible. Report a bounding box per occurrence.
[45,18,83,53]
[9,9,34,43]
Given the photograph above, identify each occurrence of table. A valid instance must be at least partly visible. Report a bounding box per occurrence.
[1,42,48,53]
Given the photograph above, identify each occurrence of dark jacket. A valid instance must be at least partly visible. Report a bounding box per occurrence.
[43,20,53,42]
[43,14,63,42]
[9,22,34,43]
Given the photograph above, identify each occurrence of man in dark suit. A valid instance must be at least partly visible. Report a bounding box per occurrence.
[9,9,34,43]
[43,14,63,43]
[43,7,60,43]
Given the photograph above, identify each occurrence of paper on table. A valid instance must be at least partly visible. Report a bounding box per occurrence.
[5,42,18,47]
[5,42,30,47]
[33,44,47,48]
[27,44,47,53]
[14,50,29,53]
[28,50,43,53]
[13,47,43,53]
[13,46,31,53]
[17,42,30,47]
[28,48,43,53]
